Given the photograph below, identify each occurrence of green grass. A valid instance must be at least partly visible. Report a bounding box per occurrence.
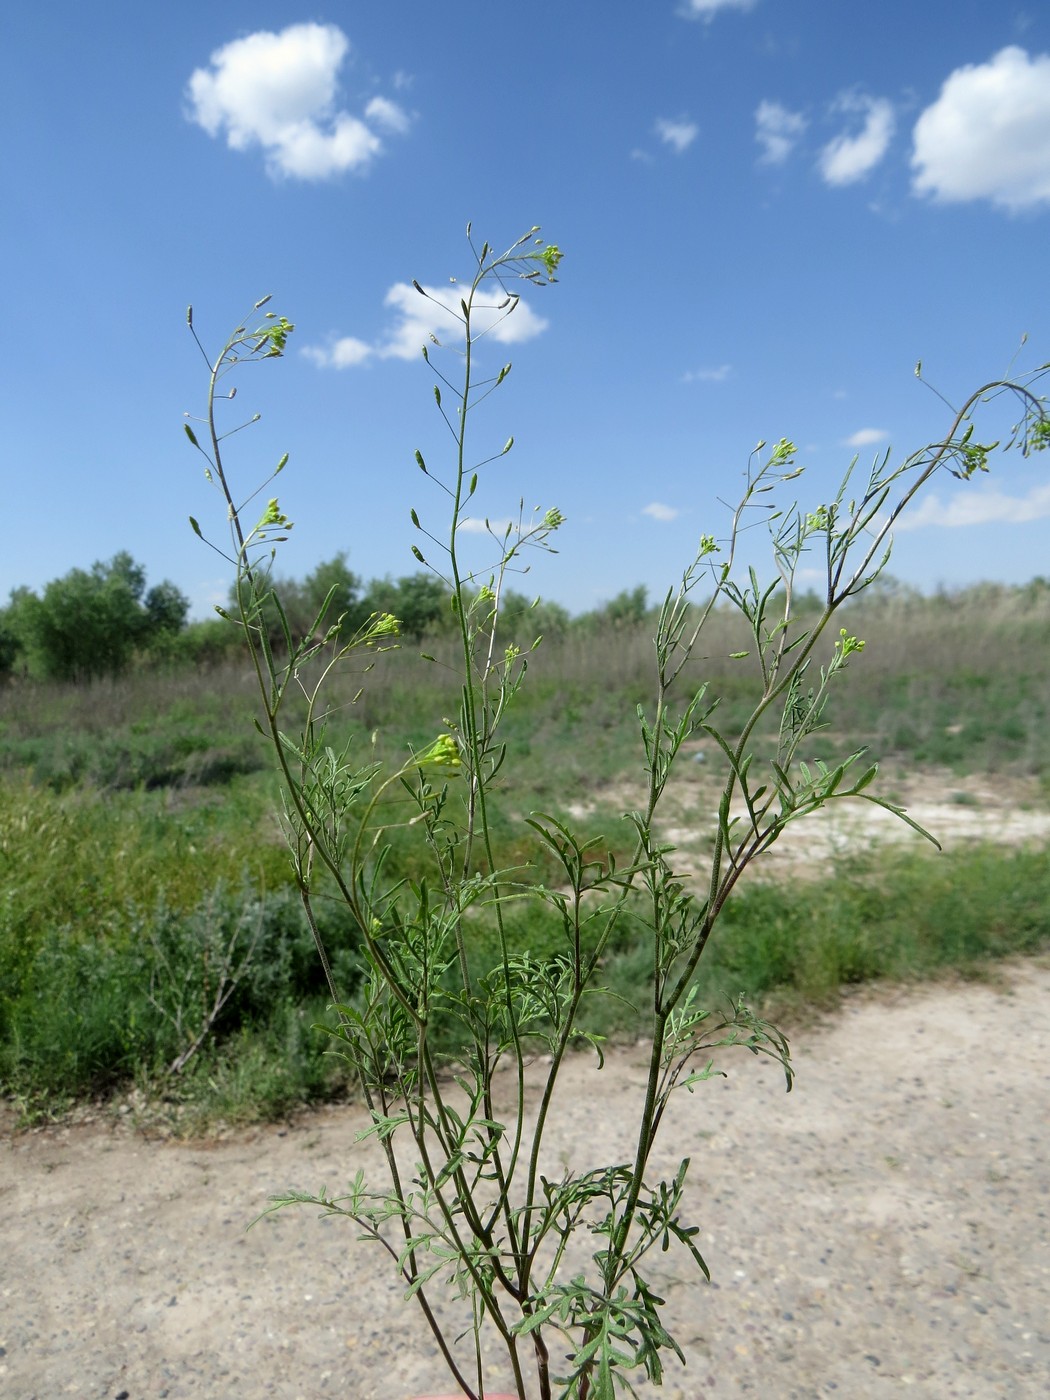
[2,580,1048,793]
[700,842,1050,1004]
[2,782,1046,1128]
[571,843,1050,1036]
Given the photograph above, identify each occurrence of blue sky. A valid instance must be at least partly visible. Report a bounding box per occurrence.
[5,0,1050,618]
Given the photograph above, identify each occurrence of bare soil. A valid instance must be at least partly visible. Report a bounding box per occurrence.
[569,766,1050,881]
[3,957,1049,1400]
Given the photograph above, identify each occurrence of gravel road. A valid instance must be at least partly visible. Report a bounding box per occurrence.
[3,959,1049,1400]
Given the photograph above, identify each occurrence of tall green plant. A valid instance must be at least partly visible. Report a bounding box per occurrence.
[185,226,1048,1400]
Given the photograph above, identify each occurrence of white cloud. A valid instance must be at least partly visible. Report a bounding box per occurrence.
[302,282,549,368]
[365,95,411,135]
[185,23,409,180]
[911,47,1050,210]
[301,336,373,370]
[655,118,699,154]
[819,94,895,185]
[682,364,732,383]
[755,100,807,164]
[896,482,1050,531]
[457,517,515,535]
[679,0,757,20]
[844,427,890,448]
[642,502,680,522]
[377,283,549,360]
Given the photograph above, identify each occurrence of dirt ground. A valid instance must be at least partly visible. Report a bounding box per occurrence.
[3,954,1049,1400]
[570,766,1050,881]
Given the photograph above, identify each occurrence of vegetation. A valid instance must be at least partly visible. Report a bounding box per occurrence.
[2,581,1048,1132]
[1,552,188,681]
[0,225,1047,1398]
[0,548,578,681]
[173,226,1046,1400]
[1,767,1046,1129]
[2,578,1048,790]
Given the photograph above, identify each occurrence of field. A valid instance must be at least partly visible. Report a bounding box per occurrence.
[1,579,1049,1129]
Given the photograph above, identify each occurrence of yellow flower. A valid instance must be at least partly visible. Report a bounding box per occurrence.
[415,734,461,772]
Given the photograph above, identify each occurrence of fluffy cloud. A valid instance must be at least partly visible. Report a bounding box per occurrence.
[185,23,409,180]
[682,364,731,383]
[364,95,411,135]
[819,94,895,185]
[911,47,1050,210]
[755,101,807,164]
[896,482,1050,531]
[456,517,515,535]
[679,0,757,19]
[655,118,699,153]
[302,282,549,368]
[301,336,372,370]
[642,502,680,522]
[844,427,890,448]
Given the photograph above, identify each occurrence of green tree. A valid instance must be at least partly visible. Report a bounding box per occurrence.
[361,572,454,641]
[9,552,189,682]
[497,588,571,644]
[144,579,190,636]
[574,584,650,632]
[230,552,364,650]
[301,552,364,634]
[0,610,21,680]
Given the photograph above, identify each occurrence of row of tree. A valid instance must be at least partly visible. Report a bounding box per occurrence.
[0,550,653,684]
[0,553,189,683]
[5,548,1049,687]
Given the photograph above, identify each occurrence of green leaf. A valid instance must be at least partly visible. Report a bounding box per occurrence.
[848,763,878,794]
[861,794,942,849]
[183,423,200,448]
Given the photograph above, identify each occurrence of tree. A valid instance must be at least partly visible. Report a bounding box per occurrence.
[0,611,20,680]
[8,552,189,682]
[144,579,190,636]
[301,552,364,634]
[230,552,364,650]
[496,589,570,644]
[604,584,649,626]
[360,572,455,641]
[574,584,650,633]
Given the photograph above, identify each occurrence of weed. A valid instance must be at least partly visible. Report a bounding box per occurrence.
[184,225,1047,1400]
